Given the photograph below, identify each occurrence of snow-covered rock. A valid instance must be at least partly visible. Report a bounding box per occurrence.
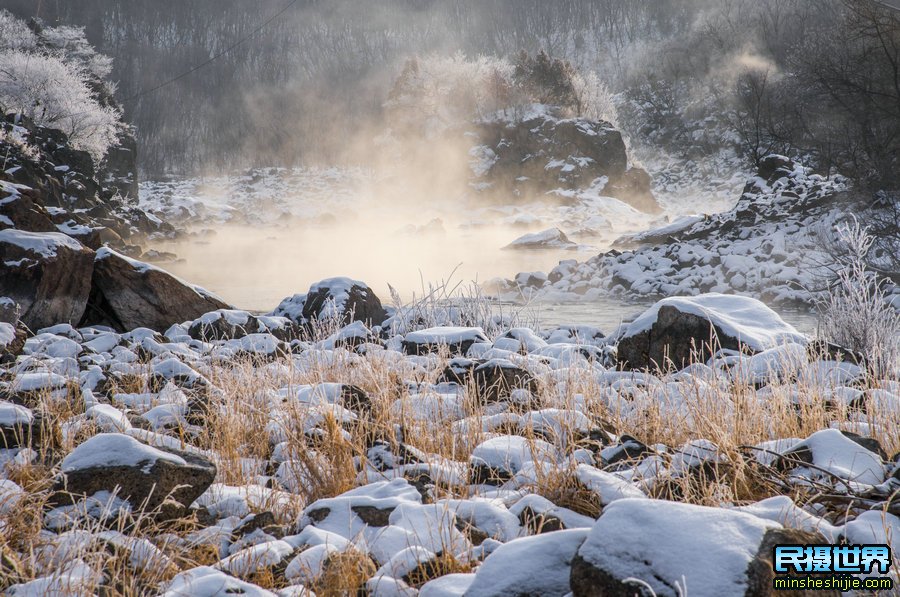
[53,432,216,516]
[616,294,807,370]
[570,499,829,597]
[85,248,231,332]
[0,229,94,330]
[466,529,589,596]
[503,228,583,251]
[402,326,489,356]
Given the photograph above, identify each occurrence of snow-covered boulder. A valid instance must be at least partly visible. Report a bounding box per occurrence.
[402,327,489,356]
[616,294,807,370]
[84,248,231,332]
[0,229,95,330]
[300,277,387,326]
[466,529,589,596]
[570,499,831,597]
[53,432,217,517]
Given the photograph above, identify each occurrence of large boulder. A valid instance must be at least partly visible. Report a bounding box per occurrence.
[0,229,95,330]
[616,294,807,370]
[472,110,660,213]
[53,433,216,516]
[82,248,231,332]
[570,499,836,597]
[301,277,387,326]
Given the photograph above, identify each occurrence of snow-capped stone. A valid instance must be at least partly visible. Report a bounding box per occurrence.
[617,294,807,370]
[402,326,489,356]
[570,499,829,597]
[0,401,38,448]
[503,228,581,251]
[574,464,647,505]
[54,432,216,515]
[188,309,259,341]
[466,529,589,596]
[301,277,387,326]
[0,229,94,330]
[776,428,887,487]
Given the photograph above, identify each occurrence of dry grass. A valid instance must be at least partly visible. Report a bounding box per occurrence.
[2,319,898,595]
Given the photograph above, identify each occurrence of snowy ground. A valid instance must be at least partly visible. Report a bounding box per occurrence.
[2,292,898,595]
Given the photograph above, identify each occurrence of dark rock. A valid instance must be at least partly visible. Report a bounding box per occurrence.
[437,358,478,385]
[81,248,231,332]
[232,511,277,541]
[0,229,95,330]
[518,506,566,534]
[472,112,660,213]
[302,278,387,327]
[473,360,537,402]
[757,154,795,183]
[340,384,372,415]
[601,435,651,467]
[0,193,56,233]
[350,505,394,527]
[53,433,217,518]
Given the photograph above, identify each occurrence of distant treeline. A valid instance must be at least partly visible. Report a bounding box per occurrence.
[7,0,900,190]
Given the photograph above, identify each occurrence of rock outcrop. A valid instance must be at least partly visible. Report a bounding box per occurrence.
[0,229,95,330]
[471,108,661,213]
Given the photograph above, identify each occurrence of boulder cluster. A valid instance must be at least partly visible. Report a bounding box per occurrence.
[499,155,900,308]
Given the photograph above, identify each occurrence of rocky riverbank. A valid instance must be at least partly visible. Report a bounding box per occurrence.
[1,282,898,595]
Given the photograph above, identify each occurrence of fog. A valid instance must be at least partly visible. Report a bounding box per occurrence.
[153,221,589,310]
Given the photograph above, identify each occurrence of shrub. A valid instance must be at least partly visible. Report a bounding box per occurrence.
[817,218,900,377]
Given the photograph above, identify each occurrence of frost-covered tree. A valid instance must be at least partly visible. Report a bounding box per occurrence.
[0,10,121,163]
[817,218,900,376]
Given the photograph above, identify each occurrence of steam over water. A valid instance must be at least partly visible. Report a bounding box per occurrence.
[147,217,819,334]
[151,221,597,310]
